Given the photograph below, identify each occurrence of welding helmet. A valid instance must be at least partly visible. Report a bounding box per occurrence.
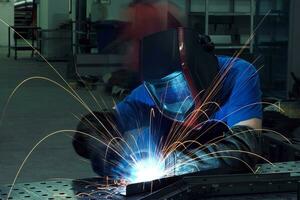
[140,28,219,122]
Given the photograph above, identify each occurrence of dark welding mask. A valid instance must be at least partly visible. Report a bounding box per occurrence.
[140,28,219,122]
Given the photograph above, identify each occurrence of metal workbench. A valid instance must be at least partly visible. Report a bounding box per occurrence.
[1,161,300,200]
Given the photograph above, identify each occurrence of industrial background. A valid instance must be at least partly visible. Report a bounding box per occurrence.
[0,0,300,199]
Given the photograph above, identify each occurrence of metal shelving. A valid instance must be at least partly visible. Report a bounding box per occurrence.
[7,26,41,59]
[254,0,290,95]
[186,0,291,95]
[187,0,255,53]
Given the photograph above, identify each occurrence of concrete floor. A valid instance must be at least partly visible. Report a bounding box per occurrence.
[0,48,116,185]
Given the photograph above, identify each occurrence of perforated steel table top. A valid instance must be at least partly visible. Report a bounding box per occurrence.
[0,179,126,200]
[256,161,300,174]
[1,161,300,200]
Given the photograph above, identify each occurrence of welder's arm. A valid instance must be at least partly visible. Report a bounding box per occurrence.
[114,85,154,132]
[174,125,260,175]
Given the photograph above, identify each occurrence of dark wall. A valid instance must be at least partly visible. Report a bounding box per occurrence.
[288,0,300,96]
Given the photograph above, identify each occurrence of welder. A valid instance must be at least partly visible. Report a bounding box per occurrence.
[73,28,262,177]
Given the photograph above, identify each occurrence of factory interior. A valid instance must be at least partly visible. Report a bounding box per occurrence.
[0,0,300,199]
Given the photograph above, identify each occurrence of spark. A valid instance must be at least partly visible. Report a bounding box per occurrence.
[4,130,133,200]
[0,10,282,200]
[166,155,256,175]
[1,76,124,143]
[128,157,165,183]
[105,137,139,164]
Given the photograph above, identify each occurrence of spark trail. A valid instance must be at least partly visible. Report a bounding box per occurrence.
[0,10,287,200]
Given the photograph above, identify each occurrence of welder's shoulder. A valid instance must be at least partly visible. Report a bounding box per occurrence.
[217,55,258,77]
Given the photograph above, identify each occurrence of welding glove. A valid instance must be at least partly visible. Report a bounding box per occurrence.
[166,125,261,176]
[72,110,121,176]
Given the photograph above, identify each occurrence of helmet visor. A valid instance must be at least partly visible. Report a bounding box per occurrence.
[145,71,195,122]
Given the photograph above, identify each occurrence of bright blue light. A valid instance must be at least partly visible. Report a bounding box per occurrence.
[130,157,165,183]
[112,128,168,184]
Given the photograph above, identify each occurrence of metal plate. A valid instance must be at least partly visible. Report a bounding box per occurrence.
[256,161,300,174]
[0,179,125,200]
[2,161,300,200]
[0,178,298,200]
